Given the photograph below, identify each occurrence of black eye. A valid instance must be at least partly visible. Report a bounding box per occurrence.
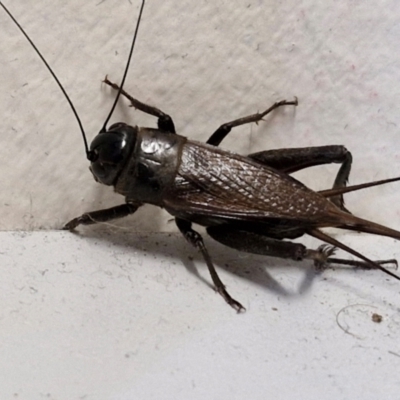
[90,159,108,181]
[89,124,137,185]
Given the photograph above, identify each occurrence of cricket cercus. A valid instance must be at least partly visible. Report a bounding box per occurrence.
[2,0,400,311]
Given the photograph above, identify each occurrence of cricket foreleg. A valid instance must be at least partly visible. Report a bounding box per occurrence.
[207,98,298,146]
[63,203,140,230]
[175,218,245,312]
[103,77,176,133]
[248,145,353,211]
[206,225,397,270]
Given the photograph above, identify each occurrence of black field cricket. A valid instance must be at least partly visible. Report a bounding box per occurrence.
[2,0,400,311]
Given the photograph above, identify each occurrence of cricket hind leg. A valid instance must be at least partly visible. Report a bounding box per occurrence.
[206,98,298,146]
[103,77,176,133]
[205,96,350,211]
[175,218,245,312]
[309,229,400,280]
[248,145,353,211]
[63,203,140,230]
[206,225,397,271]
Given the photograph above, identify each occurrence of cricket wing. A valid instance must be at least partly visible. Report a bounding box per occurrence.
[163,141,336,225]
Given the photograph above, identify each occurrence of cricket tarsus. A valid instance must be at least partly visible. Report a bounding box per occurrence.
[309,229,400,281]
[176,218,245,312]
[207,98,298,147]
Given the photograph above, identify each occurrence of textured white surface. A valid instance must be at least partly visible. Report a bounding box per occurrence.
[1,231,400,399]
[2,1,400,399]
[1,0,400,230]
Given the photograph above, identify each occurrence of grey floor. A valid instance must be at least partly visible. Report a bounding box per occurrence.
[1,230,399,399]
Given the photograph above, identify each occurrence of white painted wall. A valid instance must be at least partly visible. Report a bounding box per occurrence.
[1,0,400,231]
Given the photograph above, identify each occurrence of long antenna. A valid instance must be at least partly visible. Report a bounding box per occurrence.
[101,0,146,133]
[1,0,146,160]
[0,1,90,158]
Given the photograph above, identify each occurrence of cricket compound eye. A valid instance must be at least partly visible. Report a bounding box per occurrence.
[89,123,137,185]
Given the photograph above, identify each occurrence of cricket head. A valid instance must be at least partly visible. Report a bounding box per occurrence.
[88,123,137,186]
[1,0,146,187]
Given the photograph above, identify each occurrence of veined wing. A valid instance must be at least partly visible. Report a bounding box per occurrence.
[163,141,336,223]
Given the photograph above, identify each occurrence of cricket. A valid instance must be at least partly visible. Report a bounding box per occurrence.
[2,0,400,311]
